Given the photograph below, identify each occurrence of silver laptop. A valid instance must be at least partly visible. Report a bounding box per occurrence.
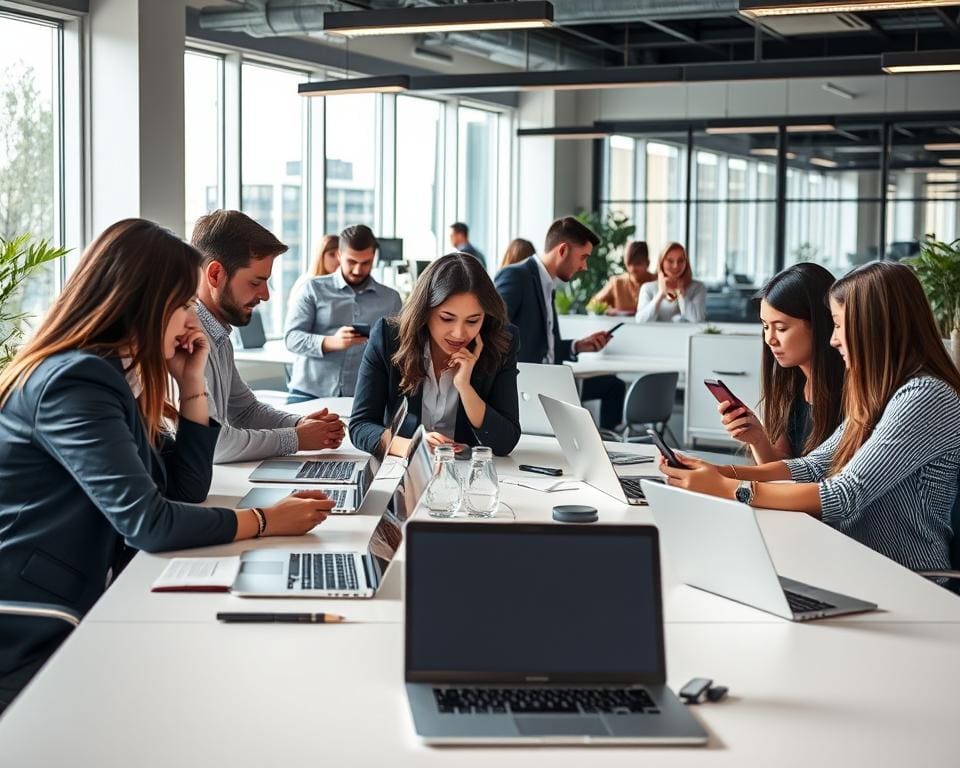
[239,401,408,513]
[404,520,707,745]
[232,427,429,599]
[641,480,878,621]
[517,363,580,436]
[539,394,661,506]
[249,400,407,485]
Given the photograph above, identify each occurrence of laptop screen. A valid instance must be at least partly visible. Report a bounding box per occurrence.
[404,522,665,684]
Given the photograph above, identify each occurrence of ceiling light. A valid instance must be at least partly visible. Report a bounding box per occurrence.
[749,148,797,159]
[882,50,960,74]
[786,124,836,133]
[707,126,780,135]
[323,1,553,37]
[924,143,960,151]
[517,127,609,140]
[411,65,682,93]
[810,157,839,168]
[298,75,409,97]
[940,159,960,167]
[740,1,960,18]
[821,82,856,100]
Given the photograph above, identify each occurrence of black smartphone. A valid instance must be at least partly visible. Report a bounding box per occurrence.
[518,464,563,477]
[351,323,371,337]
[645,429,684,469]
[607,321,625,335]
[703,378,746,413]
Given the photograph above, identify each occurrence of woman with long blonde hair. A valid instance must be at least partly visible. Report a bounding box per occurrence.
[311,233,340,276]
[659,261,960,571]
[635,242,706,323]
[0,219,333,710]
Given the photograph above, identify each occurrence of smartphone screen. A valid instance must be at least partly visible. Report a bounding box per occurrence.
[703,378,745,411]
[352,323,371,337]
[645,429,683,469]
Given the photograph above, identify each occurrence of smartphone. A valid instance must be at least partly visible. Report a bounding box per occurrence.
[518,464,563,477]
[703,378,746,413]
[645,429,684,469]
[607,321,625,335]
[452,443,472,461]
[351,323,371,337]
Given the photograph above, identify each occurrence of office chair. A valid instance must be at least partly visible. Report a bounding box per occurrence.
[917,489,960,594]
[618,371,680,446]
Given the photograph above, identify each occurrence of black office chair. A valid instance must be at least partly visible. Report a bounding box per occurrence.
[617,371,680,446]
[917,490,960,594]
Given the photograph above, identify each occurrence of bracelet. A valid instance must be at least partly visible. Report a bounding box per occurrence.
[728,464,740,480]
[251,507,266,538]
[181,391,209,404]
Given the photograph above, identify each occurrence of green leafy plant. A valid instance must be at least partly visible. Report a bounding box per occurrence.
[904,235,960,337]
[1,234,68,369]
[553,290,572,316]
[558,210,636,314]
[702,324,723,335]
[585,298,609,316]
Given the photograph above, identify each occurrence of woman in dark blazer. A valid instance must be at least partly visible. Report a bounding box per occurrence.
[350,252,520,457]
[0,219,333,711]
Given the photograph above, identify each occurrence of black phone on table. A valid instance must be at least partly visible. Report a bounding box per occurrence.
[645,429,684,469]
[703,378,746,413]
[518,464,563,477]
[351,323,371,337]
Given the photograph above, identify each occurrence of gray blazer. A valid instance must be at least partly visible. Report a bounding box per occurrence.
[0,351,237,677]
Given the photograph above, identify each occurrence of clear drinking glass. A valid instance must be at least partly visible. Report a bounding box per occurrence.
[465,446,500,518]
[425,444,461,518]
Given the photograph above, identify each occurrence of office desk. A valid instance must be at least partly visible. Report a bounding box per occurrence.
[232,339,296,366]
[566,355,686,387]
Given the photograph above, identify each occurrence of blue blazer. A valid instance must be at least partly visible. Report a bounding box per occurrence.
[0,352,237,676]
[349,319,521,457]
[494,256,574,364]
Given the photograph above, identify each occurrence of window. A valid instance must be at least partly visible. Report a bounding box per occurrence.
[325,93,377,235]
[396,96,443,262]
[0,13,61,324]
[184,51,223,237]
[240,62,306,338]
[457,106,499,266]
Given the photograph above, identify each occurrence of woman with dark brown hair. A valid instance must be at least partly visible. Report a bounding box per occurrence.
[0,219,333,710]
[659,261,960,571]
[349,252,520,457]
[310,233,340,276]
[636,242,706,323]
[499,237,535,270]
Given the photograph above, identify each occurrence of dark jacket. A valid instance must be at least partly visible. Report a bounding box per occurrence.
[458,242,486,271]
[0,352,237,676]
[349,318,521,456]
[494,256,574,364]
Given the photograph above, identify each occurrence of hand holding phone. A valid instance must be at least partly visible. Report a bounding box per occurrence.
[351,323,371,337]
[645,429,685,469]
[607,321,625,335]
[703,378,746,413]
[519,464,563,477]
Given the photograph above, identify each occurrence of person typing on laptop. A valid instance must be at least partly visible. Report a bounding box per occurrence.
[191,210,346,464]
[658,261,960,573]
[350,252,521,457]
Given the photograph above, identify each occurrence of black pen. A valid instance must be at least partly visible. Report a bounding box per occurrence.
[216,612,346,623]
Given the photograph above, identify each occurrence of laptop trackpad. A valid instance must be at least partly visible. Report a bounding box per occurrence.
[240,561,284,575]
[513,716,610,737]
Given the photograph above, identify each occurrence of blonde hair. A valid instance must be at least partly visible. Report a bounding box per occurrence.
[311,234,339,276]
[657,242,692,290]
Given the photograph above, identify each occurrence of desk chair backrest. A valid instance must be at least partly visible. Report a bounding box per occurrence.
[622,371,678,434]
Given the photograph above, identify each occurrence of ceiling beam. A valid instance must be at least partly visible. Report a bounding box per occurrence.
[640,19,726,57]
[934,8,960,44]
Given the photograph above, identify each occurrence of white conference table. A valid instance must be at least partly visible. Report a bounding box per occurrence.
[0,397,958,766]
[567,354,687,388]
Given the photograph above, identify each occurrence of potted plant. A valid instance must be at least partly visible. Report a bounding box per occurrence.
[557,210,635,314]
[904,235,960,365]
[1,234,68,369]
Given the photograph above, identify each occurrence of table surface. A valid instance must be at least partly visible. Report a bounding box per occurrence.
[1,397,957,765]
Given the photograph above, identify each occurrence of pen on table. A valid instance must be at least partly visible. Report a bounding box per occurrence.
[217,612,346,624]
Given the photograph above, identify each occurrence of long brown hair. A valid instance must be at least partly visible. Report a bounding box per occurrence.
[391,252,512,395]
[311,234,339,276]
[829,260,960,473]
[0,219,202,444]
[500,238,535,269]
[657,242,692,289]
[756,263,844,455]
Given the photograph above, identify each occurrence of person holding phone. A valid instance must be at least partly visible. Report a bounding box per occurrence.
[0,220,334,711]
[284,224,402,399]
[350,252,521,457]
[715,263,845,464]
[660,261,960,572]
[635,242,706,323]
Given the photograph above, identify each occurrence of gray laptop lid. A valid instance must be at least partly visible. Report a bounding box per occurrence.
[517,363,580,436]
[234,310,266,349]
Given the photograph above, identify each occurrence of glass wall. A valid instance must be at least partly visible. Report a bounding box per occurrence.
[395,96,443,263]
[457,106,499,264]
[325,93,377,235]
[184,51,222,237]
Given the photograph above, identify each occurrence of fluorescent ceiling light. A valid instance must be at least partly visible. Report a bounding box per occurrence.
[323,1,553,37]
[517,127,609,140]
[740,1,959,18]
[411,65,682,93]
[749,148,797,159]
[786,124,836,132]
[706,125,779,135]
[298,75,409,97]
[924,143,960,151]
[810,157,839,168]
[940,159,960,167]
[882,50,960,74]
[821,82,856,100]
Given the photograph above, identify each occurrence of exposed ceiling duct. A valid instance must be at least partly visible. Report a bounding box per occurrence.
[198,1,349,42]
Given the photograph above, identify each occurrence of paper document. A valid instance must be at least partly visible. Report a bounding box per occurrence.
[150,557,240,592]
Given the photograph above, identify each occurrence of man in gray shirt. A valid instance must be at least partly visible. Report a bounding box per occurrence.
[191,210,345,463]
[285,224,403,398]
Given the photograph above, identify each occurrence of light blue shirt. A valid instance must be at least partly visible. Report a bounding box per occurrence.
[284,270,403,398]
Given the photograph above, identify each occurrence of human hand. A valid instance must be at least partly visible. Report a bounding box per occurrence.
[424,431,456,451]
[167,320,209,392]
[261,490,335,536]
[448,334,482,392]
[574,330,611,354]
[718,402,766,447]
[295,411,346,450]
[322,326,367,352]
[658,454,738,499]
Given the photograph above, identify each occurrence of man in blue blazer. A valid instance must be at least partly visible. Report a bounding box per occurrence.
[494,216,625,430]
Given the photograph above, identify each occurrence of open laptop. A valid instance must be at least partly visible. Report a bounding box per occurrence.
[239,401,407,512]
[539,394,660,505]
[641,480,878,621]
[248,400,407,485]
[404,521,707,745]
[234,309,267,349]
[232,427,428,599]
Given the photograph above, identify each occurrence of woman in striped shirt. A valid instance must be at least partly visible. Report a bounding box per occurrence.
[661,261,960,571]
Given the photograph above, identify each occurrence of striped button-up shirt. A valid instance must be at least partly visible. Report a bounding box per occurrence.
[784,375,960,571]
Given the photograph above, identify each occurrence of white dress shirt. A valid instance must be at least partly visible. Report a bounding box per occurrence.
[421,344,460,437]
[534,256,557,364]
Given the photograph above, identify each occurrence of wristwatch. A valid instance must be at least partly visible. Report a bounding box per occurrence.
[735,480,755,505]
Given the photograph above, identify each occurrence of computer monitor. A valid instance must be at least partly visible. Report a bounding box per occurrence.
[378,237,404,263]
[415,259,433,278]
[235,309,266,349]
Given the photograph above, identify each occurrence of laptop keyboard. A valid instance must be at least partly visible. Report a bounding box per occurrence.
[296,460,355,481]
[319,488,350,507]
[785,589,836,614]
[287,553,359,592]
[432,687,659,715]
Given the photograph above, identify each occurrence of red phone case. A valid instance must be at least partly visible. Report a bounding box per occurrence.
[705,382,745,411]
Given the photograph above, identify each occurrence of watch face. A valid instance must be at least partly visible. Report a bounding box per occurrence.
[735,484,752,504]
